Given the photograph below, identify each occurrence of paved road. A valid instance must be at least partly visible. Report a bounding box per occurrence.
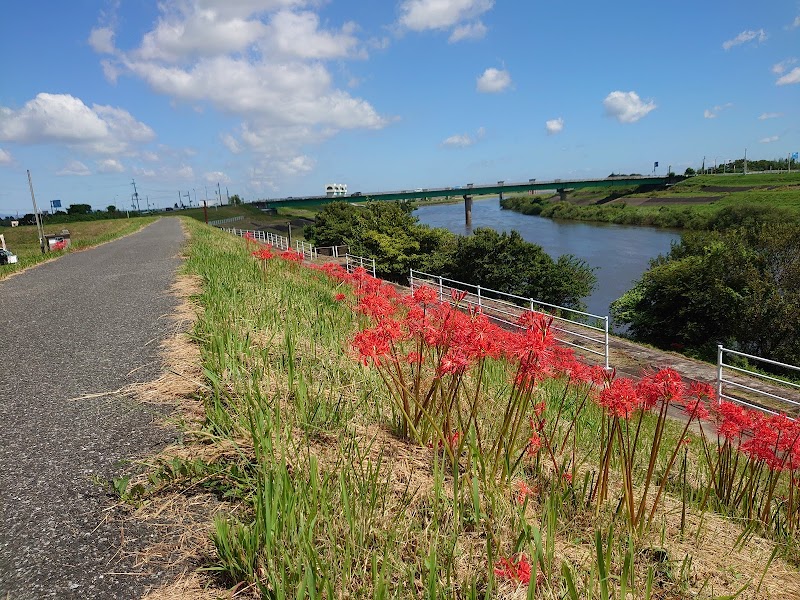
[0,218,185,599]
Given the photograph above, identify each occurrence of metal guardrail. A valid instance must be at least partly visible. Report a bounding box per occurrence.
[345,254,376,277]
[295,240,317,261]
[224,228,289,250]
[716,345,800,417]
[409,269,610,369]
[209,216,245,226]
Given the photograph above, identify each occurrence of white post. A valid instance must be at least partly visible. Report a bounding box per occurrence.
[477,285,482,308]
[604,316,610,370]
[439,276,443,301]
[716,344,724,404]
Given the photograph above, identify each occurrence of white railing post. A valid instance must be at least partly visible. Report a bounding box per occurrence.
[439,276,443,301]
[371,259,376,278]
[604,316,610,370]
[717,344,724,405]
[477,285,482,308]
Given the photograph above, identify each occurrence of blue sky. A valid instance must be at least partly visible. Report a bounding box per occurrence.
[1,0,798,215]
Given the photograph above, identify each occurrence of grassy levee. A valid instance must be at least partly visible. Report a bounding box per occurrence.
[0,216,157,280]
[141,220,800,598]
[502,173,800,229]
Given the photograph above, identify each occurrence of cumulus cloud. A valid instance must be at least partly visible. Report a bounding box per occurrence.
[776,67,800,85]
[204,170,231,184]
[93,0,389,183]
[759,135,779,143]
[0,148,12,164]
[448,21,487,42]
[722,29,767,50]
[545,117,564,135]
[97,158,124,173]
[88,26,116,54]
[703,102,733,119]
[399,0,493,32]
[0,93,155,154]
[57,160,91,176]
[792,16,800,28]
[758,112,782,120]
[441,126,485,147]
[603,90,656,123]
[476,67,511,93]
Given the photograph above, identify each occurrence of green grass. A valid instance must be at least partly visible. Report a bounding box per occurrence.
[121,221,799,598]
[0,216,157,280]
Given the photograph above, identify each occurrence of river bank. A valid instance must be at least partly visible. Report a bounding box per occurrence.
[414,197,680,326]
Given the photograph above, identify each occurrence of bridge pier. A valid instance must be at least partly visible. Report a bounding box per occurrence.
[464,195,473,226]
[558,188,568,202]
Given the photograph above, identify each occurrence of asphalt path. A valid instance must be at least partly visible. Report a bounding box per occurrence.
[0,218,185,599]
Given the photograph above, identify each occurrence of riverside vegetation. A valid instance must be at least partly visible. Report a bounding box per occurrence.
[501,174,800,367]
[124,220,799,598]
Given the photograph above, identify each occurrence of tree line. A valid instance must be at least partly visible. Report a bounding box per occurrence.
[611,205,800,367]
[305,201,596,310]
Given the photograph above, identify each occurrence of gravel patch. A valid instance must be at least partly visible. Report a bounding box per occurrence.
[0,218,186,599]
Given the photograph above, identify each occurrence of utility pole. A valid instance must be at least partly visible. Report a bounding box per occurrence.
[26,170,46,253]
[218,181,223,206]
[131,179,140,212]
[226,187,230,204]
[202,198,208,224]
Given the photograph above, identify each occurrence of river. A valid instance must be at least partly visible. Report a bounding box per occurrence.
[414,197,681,326]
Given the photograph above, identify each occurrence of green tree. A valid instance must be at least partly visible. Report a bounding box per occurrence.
[229,194,242,205]
[106,205,117,213]
[67,203,92,215]
[612,223,800,364]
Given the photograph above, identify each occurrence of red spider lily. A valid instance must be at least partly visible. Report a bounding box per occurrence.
[527,429,542,456]
[334,293,346,302]
[279,249,304,262]
[562,472,573,484]
[494,554,532,585]
[637,368,685,411]
[712,401,754,441]
[52,240,68,251]
[596,377,640,419]
[411,285,439,305]
[252,244,274,260]
[516,480,537,505]
[351,328,393,366]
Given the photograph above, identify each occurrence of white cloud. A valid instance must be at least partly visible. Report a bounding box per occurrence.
[57,160,91,176]
[97,158,124,173]
[759,135,779,143]
[448,21,487,42]
[776,66,800,85]
[204,170,231,184]
[441,126,485,147]
[758,112,782,120]
[222,134,242,154]
[399,0,493,32]
[722,29,767,50]
[442,133,474,147]
[88,26,116,54]
[0,148,12,164]
[703,102,733,119]
[141,151,159,161]
[96,2,389,180]
[545,117,564,135]
[792,16,800,28]
[772,58,797,74]
[476,67,511,93]
[603,90,656,123]
[266,11,361,59]
[176,165,194,179]
[0,93,154,154]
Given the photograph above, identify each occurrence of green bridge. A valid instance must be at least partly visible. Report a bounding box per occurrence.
[263,175,678,225]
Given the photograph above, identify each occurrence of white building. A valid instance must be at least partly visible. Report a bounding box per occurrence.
[325,183,348,197]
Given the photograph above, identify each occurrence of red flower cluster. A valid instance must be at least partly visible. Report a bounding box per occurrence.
[596,369,717,421]
[252,244,274,260]
[279,248,305,262]
[494,554,532,585]
[52,240,68,251]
